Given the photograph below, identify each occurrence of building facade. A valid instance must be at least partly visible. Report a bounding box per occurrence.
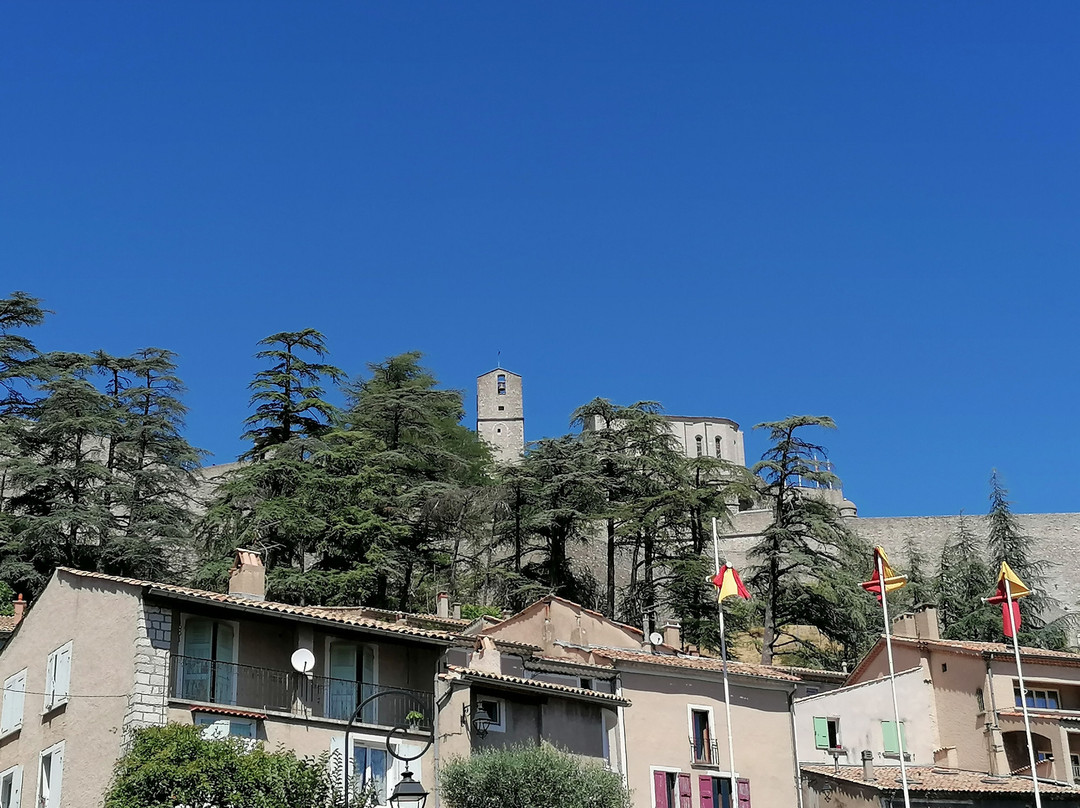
[476,367,524,465]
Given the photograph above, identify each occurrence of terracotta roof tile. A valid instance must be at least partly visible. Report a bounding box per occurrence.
[802,765,1080,795]
[0,616,16,634]
[441,665,629,705]
[582,646,801,682]
[57,568,458,642]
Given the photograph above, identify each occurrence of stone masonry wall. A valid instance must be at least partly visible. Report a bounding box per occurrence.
[122,603,172,740]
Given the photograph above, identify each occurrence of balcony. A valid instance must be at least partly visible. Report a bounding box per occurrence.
[690,737,719,766]
[169,655,435,729]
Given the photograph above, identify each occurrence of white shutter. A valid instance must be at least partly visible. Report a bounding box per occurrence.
[48,744,63,808]
[44,652,56,711]
[54,645,71,708]
[0,671,24,734]
[9,765,21,808]
[330,735,347,792]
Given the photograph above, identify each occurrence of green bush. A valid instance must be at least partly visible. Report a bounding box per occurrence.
[440,743,631,808]
[104,724,349,808]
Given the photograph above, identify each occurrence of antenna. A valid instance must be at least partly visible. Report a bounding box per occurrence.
[496,349,501,368]
[290,648,315,676]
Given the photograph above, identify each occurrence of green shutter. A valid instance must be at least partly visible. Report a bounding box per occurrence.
[814,717,830,749]
[882,721,899,754]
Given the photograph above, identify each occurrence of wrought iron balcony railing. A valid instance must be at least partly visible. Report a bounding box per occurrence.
[169,655,434,729]
[690,737,719,766]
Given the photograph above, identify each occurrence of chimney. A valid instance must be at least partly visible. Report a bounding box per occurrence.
[12,595,26,627]
[452,602,461,620]
[861,750,875,782]
[662,622,682,651]
[437,593,450,619]
[228,549,265,601]
[891,612,918,639]
[913,604,940,640]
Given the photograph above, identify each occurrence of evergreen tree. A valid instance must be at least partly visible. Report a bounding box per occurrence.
[936,511,996,640]
[747,416,870,666]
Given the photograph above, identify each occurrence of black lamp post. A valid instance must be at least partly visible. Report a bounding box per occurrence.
[343,689,434,808]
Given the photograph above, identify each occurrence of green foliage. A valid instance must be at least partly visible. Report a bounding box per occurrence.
[937,512,996,641]
[103,723,346,808]
[440,743,631,808]
[748,415,873,667]
[460,603,502,621]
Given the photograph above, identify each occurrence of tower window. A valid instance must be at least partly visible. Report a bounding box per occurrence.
[498,405,504,411]
[496,428,502,434]
[715,436,722,457]
[695,435,703,457]
[497,374,506,395]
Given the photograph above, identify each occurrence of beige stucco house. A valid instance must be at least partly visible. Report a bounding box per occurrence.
[475,594,834,808]
[0,554,623,807]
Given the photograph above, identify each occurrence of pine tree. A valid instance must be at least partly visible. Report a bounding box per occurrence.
[748,416,870,666]
[936,512,996,640]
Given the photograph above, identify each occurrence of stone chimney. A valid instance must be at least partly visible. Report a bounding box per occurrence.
[12,595,26,627]
[228,549,265,601]
[662,622,681,651]
[437,593,450,619]
[861,750,874,782]
[452,602,461,620]
[892,604,940,641]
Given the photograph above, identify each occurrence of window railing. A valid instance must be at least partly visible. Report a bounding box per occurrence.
[169,656,434,728]
[690,737,719,766]
[1072,763,1080,784]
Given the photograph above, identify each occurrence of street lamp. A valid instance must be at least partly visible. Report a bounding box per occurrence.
[461,702,493,738]
[343,689,434,808]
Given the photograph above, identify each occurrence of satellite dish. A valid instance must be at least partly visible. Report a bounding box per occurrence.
[649,632,665,646]
[291,648,316,674]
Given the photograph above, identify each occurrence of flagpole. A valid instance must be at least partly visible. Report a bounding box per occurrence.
[876,552,912,808]
[712,517,738,785]
[1007,577,1042,807]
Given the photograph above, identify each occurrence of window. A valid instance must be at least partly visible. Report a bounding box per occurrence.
[813,717,841,750]
[194,713,257,741]
[1015,687,1060,709]
[690,708,714,764]
[43,643,71,713]
[579,677,594,691]
[1037,750,1054,762]
[1070,753,1079,783]
[695,436,703,457]
[354,743,390,804]
[804,687,820,697]
[497,374,506,395]
[652,770,690,808]
[37,742,63,808]
[714,436,722,458]
[700,775,733,808]
[1,670,26,734]
[975,688,985,712]
[477,696,505,733]
[0,765,22,808]
[180,618,236,705]
[881,721,908,757]
[498,405,504,411]
[326,642,377,722]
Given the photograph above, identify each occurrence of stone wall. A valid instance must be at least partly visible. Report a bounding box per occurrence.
[122,603,172,739]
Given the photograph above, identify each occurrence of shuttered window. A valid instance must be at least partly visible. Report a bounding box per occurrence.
[677,773,692,808]
[44,643,71,712]
[736,778,750,808]
[0,670,26,734]
[0,764,22,808]
[881,721,908,756]
[813,717,840,749]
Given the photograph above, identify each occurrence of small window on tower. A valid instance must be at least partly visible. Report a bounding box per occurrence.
[496,428,502,434]
[497,374,506,395]
[695,435,703,457]
[498,405,504,411]
[715,436,722,457]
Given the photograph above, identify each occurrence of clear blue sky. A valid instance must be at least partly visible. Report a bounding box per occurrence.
[3,3,1078,518]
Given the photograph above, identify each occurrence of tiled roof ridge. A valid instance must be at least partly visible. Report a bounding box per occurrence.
[441,665,629,704]
[55,568,458,641]
[555,642,800,681]
[801,764,1080,794]
[795,666,923,701]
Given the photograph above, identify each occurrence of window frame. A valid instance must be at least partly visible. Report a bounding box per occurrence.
[649,766,683,808]
[0,764,21,808]
[1,669,27,736]
[813,716,842,750]
[324,640,379,723]
[476,696,506,733]
[36,741,63,808]
[43,642,72,714]
[193,712,258,745]
[687,704,716,766]
[178,614,240,706]
[1014,686,1060,710]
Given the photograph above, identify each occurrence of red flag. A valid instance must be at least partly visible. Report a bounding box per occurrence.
[860,546,908,602]
[710,564,751,602]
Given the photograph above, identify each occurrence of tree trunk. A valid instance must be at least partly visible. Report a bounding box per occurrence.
[606,517,616,618]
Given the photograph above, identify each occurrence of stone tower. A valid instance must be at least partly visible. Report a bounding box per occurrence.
[476,368,524,464]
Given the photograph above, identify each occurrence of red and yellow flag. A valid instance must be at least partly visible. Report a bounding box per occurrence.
[860,546,908,602]
[710,564,751,602]
[986,562,1031,638]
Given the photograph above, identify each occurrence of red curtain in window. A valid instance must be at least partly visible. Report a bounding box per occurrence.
[678,773,692,808]
[736,778,751,808]
[698,776,714,808]
[654,772,670,808]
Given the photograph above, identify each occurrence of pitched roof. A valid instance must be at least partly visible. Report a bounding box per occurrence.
[0,616,16,634]
[440,665,630,706]
[579,646,801,682]
[56,568,459,643]
[802,765,1080,795]
[849,635,1080,683]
